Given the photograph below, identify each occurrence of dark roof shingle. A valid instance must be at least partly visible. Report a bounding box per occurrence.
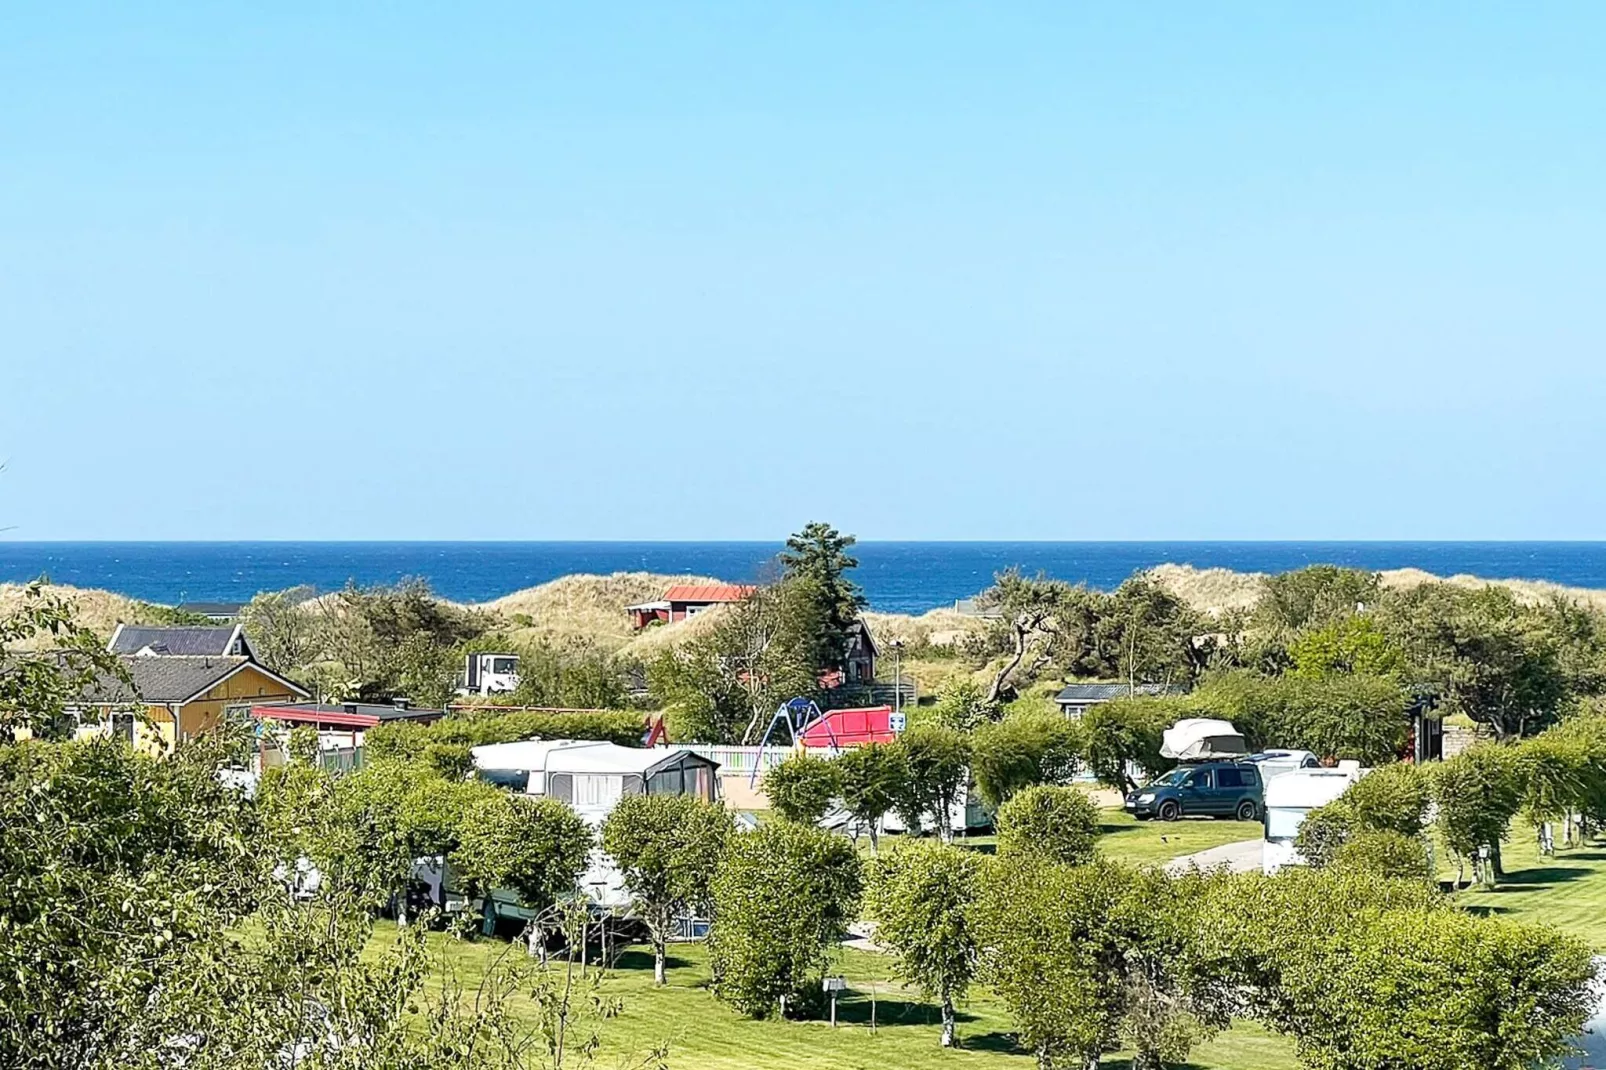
[1054,682,1182,704]
[109,625,246,657]
[82,655,308,705]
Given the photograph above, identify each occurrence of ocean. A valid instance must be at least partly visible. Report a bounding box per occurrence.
[3,542,1606,615]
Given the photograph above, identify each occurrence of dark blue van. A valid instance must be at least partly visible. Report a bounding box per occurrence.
[1124,760,1264,822]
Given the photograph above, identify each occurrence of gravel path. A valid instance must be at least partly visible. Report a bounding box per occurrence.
[1163,838,1264,875]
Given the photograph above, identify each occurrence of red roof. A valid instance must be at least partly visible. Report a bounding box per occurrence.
[663,584,754,604]
[800,706,897,748]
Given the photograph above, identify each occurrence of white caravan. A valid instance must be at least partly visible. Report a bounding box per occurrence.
[466,740,721,914]
[1262,766,1362,873]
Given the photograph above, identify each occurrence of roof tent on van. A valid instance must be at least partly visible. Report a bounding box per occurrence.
[1160,718,1248,762]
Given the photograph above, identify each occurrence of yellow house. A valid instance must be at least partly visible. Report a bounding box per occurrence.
[82,653,309,754]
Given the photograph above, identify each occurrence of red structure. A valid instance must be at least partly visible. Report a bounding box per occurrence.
[250,701,444,731]
[627,583,755,629]
[799,705,897,749]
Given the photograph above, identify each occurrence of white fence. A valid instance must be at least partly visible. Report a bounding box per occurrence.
[669,744,791,777]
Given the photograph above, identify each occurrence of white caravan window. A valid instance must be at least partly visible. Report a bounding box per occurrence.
[573,774,623,809]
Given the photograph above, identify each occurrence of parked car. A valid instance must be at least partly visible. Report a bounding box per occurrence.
[1125,761,1264,821]
[1243,749,1320,782]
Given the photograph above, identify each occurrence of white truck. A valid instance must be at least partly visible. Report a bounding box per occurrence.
[462,652,520,696]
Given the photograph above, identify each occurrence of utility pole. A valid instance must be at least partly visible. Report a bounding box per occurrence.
[890,638,904,715]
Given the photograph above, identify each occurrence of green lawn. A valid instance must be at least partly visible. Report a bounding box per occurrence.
[413,934,1298,1070]
[1446,830,1606,949]
[393,821,1606,1070]
[942,809,1264,869]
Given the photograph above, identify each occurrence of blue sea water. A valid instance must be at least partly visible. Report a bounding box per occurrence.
[3,542,1606,615]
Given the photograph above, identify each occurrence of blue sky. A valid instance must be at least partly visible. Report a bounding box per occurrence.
[3,3,1604,540]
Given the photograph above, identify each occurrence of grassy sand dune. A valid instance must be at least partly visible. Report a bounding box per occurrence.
[480,572,721,653]
[0,582,173,646]
[1146,562,1606,617]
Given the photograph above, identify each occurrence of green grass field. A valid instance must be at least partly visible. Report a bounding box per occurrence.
[393,817,1606,1070]
[1448,829,1606,949]
[943,810,1265,868]
[415,935,1298,1070]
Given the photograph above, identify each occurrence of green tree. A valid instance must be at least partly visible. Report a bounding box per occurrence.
[1434,744,1524,886]
[996,784,1101,867]
[1256,566,1383,633]
[980,570,1080,702]
[779,522,867,674]
[509,637,627,710]
[929,677,999,731]
[971,713,1082,810]
[1081,696,1173,794]
[454,793,593,933]
[763,751,841,824]
[1294,762,1433,872]
[1381,583,1569,740]
[237,587,321,677]
[865,841,982,1048]
[835,741,905,852]
[1295,908,1591,1070]
[334,759,496,919]
[1094,575,1210,687]
[1198,671,1409,764]
[974,856,1143,1070]
[1329,829,1433,883]
[709,822,862,1018]
[0,734,262,1069]
[601,793,732,984]
[1287,614,1404,679]
[893,723,972,842]
[1514,730,1597,854]
[649,577,828,744]
[1342,760,1432,837]
[0,582,128,741]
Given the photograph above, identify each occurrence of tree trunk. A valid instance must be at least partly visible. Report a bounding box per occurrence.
[1491,841,1505,879]
[1081,1053,1101,1070]
[1540,822,1555,857]
[1132,1050,1160,1070]
[988,618,1034,703]
[654,936,667,986]
[868,822,880,855]
[940,996,956,1048]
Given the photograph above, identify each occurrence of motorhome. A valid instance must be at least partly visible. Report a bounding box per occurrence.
[1262,766,1362,873]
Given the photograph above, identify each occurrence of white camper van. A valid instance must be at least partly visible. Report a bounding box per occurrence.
[1262,766,1361,873]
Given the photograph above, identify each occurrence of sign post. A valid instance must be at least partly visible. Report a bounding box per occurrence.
[823,976,846,1028]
